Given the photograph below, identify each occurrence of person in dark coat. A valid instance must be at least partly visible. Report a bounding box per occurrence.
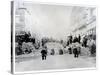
[68,47,72,54]
[78,34,81,43]
[73,47,80,58]
[82,36,88,47]
[69,35,73,44]
[41,48,47,60]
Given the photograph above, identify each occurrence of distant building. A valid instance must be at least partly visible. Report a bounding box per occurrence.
[72,7,96,37]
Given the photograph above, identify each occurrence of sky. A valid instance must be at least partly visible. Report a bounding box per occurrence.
[15,2,96,40]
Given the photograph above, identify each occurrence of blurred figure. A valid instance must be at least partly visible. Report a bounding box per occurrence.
[69,35,73,44]
[78,34,81,43]
[51,49,55,55]
[68,47,72,54]
[82,36,88,47]
[73,47,80,58]
[59,49,63,55]
[67,41,69,46]
[90,43,96,56]
[87,39,96,56]
[41,47,47,60]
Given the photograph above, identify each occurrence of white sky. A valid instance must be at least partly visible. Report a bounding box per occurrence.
[15,2,95,40]
[24,4,73,40]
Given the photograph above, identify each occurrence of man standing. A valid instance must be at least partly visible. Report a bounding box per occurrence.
[78,34,81,43]
[82,36,88,47]
[73,47,80,58]
[41,47,47,60]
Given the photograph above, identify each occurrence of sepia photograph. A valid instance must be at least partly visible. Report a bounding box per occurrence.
[11,1,96,74]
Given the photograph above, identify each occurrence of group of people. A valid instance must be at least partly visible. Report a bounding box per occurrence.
[66,35,81,58]
[68,46,81,58]
[40,34,81,60]
[40,46,80,60]
[67,34,96,58]
[67,35,81,46]
[16,31,96,60]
